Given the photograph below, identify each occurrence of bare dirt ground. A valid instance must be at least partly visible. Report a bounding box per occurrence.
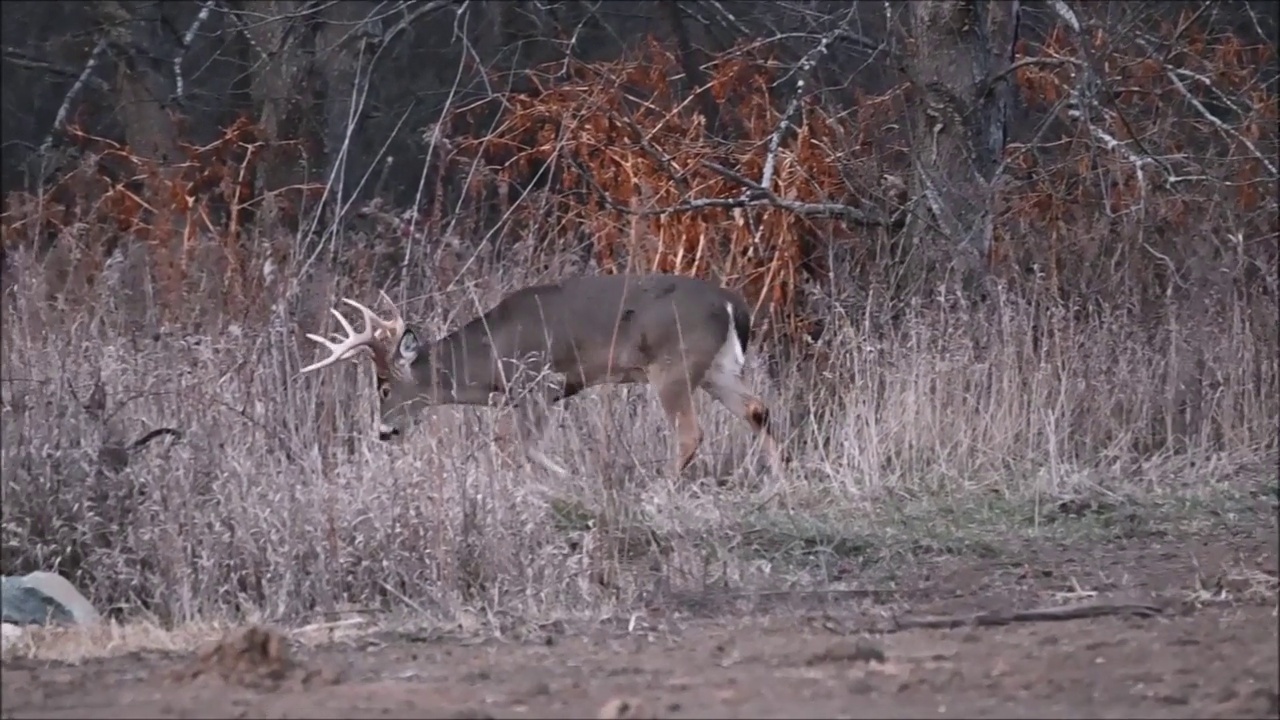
[3,525,1277,720]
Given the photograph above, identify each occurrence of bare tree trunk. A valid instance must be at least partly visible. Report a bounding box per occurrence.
[236,0,315,232]
[97,1,186,315]
[316,1,377,217]
[901,0,1019,297]
[98,1,180,164]
[660,0,723,139]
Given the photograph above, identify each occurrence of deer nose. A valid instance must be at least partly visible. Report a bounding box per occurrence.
[378,424,401,442]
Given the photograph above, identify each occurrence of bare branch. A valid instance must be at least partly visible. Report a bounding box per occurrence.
[889,601,1162,632]
[697,0,751,37]
[2,47,110,92]
[173,1,215,102]
[1037,2,1276,224]
[1039,4,1159,213]
[39,38,109,157]
[219,0,342,29]
[1044,0,1081,34]
[699,160,894,228]
[376,0,454,51]
[984,56,1083,97]
[756,10,857,197]
[1138,42,1278,180]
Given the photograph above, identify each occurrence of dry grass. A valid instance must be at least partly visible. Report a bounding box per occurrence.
[2,618,238,663]
[1,238,1276,635]
[0,614,384,664]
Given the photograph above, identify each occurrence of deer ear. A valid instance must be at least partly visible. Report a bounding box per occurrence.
[397,329,419,363]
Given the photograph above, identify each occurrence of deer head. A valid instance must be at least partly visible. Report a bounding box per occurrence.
[300,291,423,440]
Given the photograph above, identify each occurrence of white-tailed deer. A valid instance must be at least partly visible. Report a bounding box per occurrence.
[301,274,783,476]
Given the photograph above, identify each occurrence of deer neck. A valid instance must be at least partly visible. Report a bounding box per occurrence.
[412,335,500,406]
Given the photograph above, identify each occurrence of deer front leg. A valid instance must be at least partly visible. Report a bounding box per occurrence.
[511,400,568,477]
[507,376,581,477]
[654,372,704,477]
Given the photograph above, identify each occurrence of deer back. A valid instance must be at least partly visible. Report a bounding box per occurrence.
[413,274,750,398]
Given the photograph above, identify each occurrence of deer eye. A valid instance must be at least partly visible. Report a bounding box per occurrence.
[377,380,391,399]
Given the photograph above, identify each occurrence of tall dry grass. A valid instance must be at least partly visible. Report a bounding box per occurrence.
[1,235,1276,626]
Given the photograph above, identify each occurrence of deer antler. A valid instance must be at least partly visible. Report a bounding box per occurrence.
[300,293,405,374]
[370,290,406,341]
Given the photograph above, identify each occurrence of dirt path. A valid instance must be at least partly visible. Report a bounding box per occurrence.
[3,530,1276,719]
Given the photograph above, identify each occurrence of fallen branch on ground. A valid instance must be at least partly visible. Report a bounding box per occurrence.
[889,600,1163,631]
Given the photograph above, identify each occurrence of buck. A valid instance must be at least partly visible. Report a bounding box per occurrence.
[300,274,783,476]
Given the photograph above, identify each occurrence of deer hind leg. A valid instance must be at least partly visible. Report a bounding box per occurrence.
[651,363,708,476]
[701,371,785,472]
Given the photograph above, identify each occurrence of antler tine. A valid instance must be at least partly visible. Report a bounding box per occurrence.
[377,289,405,325]
[326,306,357,342]
[300,304,380,374]
[343,295,404,338]
[381,290,407,338]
